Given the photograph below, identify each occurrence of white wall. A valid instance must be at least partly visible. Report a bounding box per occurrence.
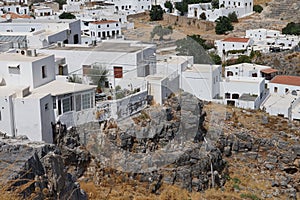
[89,21,121,41]
[269,83,300,95]
[32,55,56,88]
[0,94,15,137]
[14,94,54,143]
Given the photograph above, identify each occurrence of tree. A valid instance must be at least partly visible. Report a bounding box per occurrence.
[215,16,233,34]
[200,12,207,20]
[282,22,300,35]
[228,12,238,22]
[59,12,76,19]
[236,55,251,64]
[164,1,173,13]
[150,5,164,21]
[87,64,109,88]
[175,1,188,16]
[211,0,219,9]
[176,35,213,64]
[209,53,222,64]
[253,5,263,13]
[150,25,173,40]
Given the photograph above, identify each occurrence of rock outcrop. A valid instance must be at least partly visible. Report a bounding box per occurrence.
[0,124,90,199]
[83,92,228,192]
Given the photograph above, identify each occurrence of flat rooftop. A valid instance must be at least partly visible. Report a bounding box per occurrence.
[225,63,272,71]
[225,76,264,83]
[32,80,96,96]
[0,52,52,62]
[45,41,154,53]
[262,93,297,110]
[184,64,220,73]
[239,93,258,101]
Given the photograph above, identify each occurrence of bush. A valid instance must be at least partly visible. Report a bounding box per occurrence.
[164,1,173,13]
[253,5,263,13]
[200,12,206,20]
[150,5,164,21]
[210,53,222,64]
[58,12,76,19]
[282,22,300,35]
[228,12,238,22]
[215,16,233,34]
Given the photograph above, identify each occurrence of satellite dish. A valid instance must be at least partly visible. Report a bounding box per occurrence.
[6,14,11,20]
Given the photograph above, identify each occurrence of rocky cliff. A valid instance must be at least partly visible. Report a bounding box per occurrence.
[82,92,228,193]
[0,126,91,200]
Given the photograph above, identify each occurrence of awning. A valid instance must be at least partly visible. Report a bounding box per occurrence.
[261,68,278,74]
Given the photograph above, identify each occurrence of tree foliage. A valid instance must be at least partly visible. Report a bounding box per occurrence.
[150,25,173,40]
[209,53,222,64]
[236,55,251,64]
[200,12,207,20]
[211,0,219,9]
[164,1,173,13]
[253,5,263,13]
[59,12,76,19]
[150,5,164,21]
[87,64,109,88]
[215,16,233,34]
[175,35,213,64]
[282,22,300,35]
[228,12,238,22]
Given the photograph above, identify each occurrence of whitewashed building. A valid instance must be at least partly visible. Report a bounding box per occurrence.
[182,64,222,101]
[89,20,121,41]
[33,6,54,17]
[188,0,253,21]
[215,37,253,59]
[39,40,157,88]
[220,76,266,109]
[107,0,152,14]
[0,5,29,15]
[261,75,300,120]
[246,29,300,52]
[0,18,81,48]
[224,63,278,81]
[0,51,96,142]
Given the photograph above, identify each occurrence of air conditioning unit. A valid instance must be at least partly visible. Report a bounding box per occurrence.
[26,49,37,57]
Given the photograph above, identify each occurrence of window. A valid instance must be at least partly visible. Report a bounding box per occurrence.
[116,23,119,26]
[75,94,81,111]
[62,97,71,113]
[225,93,231,99]
[8,64,20,74]
[98,25,101,28]
[42,66,47,78]
[82,93,91,109]
[285,88,289,93]
[0,110,1,121]
[238,2,240,6]
[107,24,109,27]
[45,103,49,110]
[232,44,234,47]
[274,87,278,93]
[114,66,123,78]
[232,94,239,99]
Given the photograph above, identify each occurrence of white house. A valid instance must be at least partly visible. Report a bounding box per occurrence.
[215,37,253,59]
[2,0,28,5]
[268,75,300,96]
[224,63,278,81]
[0,18,81,48]
[63,0,85,12]
[107,0,152,14]
[39,40,157,89]
[182,64,222,101]
[0,51,96,142]
[246,29,300,52]
[33,6,54,17]
[89,20,121,41]
[220,76,266,109]
[188,0,253,21]
[261,75,300,120]
[0,5,29,15]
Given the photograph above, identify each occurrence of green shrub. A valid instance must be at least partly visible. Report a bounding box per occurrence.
[253,5,263,13]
